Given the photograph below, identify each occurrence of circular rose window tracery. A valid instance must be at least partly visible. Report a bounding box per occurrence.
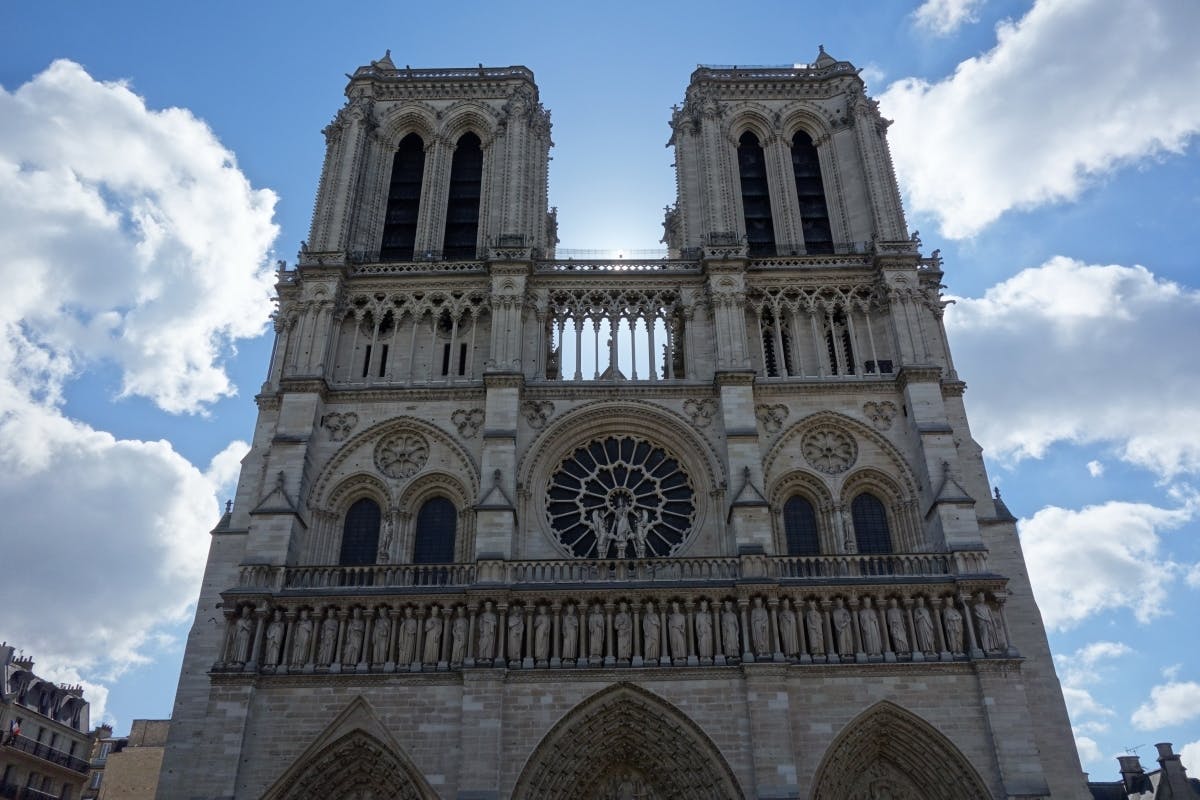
[547,436,696,559]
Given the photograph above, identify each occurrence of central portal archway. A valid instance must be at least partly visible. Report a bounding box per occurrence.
[513,683,745,799]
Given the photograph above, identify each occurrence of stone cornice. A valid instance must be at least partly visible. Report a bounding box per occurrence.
[896,366,943,390]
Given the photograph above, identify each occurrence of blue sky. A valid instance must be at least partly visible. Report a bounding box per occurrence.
[2,0,1198,781]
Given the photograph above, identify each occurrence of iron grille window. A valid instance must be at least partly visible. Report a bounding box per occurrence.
[737,132,776,257]
[783,496,821,555]
[442,132,483,259]
[380,133,425,262]
[339,498,381,565]
[791,131,833,254]
[851,493,893,554]
[413,497,457,564]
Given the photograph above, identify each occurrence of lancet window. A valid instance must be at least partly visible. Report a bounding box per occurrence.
[332,290,490,386]
[851,493,892,554]
[749,285,887,379]
[442,132,483,259]
[380,133,426,262]
[782,495,821,555]
[340,498,382,566]
[412,497,456,564]
[737,131,776,256]
[791,131,833,254]
[543,289,686,382]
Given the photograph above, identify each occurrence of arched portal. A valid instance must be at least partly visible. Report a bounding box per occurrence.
[513,683,745,799]
[810,701,995,800]
[261,697,437,800]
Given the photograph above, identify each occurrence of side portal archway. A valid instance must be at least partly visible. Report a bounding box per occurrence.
[810,701,995,800]
[513,683,745,799]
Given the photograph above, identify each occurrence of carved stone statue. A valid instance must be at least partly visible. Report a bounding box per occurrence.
[668,601,686,659]
[832,598,853,656]
[943,602,964,655]
[614,602,632,660]
[778,598,799,657]
[613,499,633,559]
[633,508,651,559]
[913,597,936,654]
[592,508,611,558]
[317,609,338,666]
[371,607,391,664]
[290,608,313,666]
[398,607,418,664]
[859,598,882,656]
[588,604,605,658]
[507,606,525,660]
[695,599,713,659]
[642,601,661,661]
[451,607,468,664]
[805,600,825,656]
[973,592,999,652]
[721,600,740,658]
[534,605,551,661]
[231,606,254,665]
[562,603,579,659]
[750,597,770,655]
[264,609,285,667]
[343,608,365,665]
[477,601,496,661]
[886,599,909,654]
[423,607,443,663]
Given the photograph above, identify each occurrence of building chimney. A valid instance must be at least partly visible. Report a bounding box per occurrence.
[1155,743,1195,797]
[1119,754,1151,794]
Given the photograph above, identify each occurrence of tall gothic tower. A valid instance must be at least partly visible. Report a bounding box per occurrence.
[159,50,1090,800]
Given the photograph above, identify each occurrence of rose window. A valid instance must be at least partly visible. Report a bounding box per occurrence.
[801,427,857,474]
[546,436,696,559]
[374,432,430,479]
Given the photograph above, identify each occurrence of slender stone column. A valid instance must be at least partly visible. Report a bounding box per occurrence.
[768,598,783,661]
[684,600,698,666]
[739,600,754,661]
[465,605,477,666]
[496,606,508,663]
[386,608,400,672]
[849,598,865,663]
[821,600,837,664]
[551,602,562,668]
[604,602,615,665]
[960,592,983,658]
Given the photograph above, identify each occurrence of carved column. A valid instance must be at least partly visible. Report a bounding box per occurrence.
[551,602,562,668]
[959,593,983,658]
[684,600,698,666]
[768,598,784,662]
[245,607,267,672]
[820,600,836,664]
[849,598,865,663]
[604,602,615,666]
[739,600,753,661]
[995,592,1019,657]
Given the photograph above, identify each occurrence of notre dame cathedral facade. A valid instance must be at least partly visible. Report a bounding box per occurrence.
[158,49,1091,799]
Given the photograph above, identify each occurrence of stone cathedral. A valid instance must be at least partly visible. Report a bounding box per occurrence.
[159,49,1091,800]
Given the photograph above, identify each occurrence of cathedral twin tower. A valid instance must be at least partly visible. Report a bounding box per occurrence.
[159,50,1091,799]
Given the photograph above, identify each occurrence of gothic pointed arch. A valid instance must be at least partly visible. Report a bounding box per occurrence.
[261,696,438,800]
[512,683,746,799]
[810,701,995,800]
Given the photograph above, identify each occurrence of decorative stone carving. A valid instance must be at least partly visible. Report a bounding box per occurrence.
[750,597,770,655]
[342,608,365,665]
[451,408,484,438]
[862,401,897,431]
[859,598,882,656]
[695,600,714,660]
[397,607,418,664]
[806,601,825,656]
[886,599,909,655]
[668,602,686,659]
[778,598,799,657]
[290,609,313,667]
[521,400,555,429]
[720,601,739,659]
[476,602,496,661]
[321,412,359,441]
[802,427,858,474]
[507,605,525,660]
[682,398,718,428]
[423,607,442,663]
[832,598,853,656]
[562,603,579,660]
[614,602,632,661]
[546,435,696,559]
[317,610,338,666]
[943,603,965,655]
[450,607,468,664]
[643,601,661,661]
[913,597,936,655]
[371,608,391,664]
[973,592,1000,653]
[755,404,789,434]
[534,606,551,661]
[374,432,429,479]
[231,606,254,665]
[588,604,605,658]
[264,610,285,667]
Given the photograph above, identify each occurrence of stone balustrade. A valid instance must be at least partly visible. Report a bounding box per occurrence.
[214,575,1016,676]
[235,551,987,593]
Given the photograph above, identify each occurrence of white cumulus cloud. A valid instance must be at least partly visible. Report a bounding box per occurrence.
[0,61,276,702]
[1181,740,1200,775]
[881,0,1200,238]
[912,0,985,35]
[1019,500,1193,630]
[1132,681,1200,730]
[0,59,278,414]
[946,257,1200,479]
